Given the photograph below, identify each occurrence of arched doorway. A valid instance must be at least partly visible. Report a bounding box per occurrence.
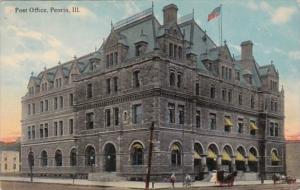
[131,143,144,165]
[207,144,219,171]
[170,143,182,167]
[236,146,246,171]
[41,150,48,167]
[70,148,77,166]
[85,146,95,167]
[248,147,258,172]
[55,150,62,166]
[194,143,204,180]
[104,143,116,172]
[222,145,233,172]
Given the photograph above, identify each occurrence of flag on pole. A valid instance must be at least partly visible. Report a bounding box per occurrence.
[207,6,221,21]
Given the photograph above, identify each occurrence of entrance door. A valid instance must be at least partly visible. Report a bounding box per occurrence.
[104,143,116,172]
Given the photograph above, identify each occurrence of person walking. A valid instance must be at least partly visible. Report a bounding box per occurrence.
[184,174,191,187]
[170,172,176,189]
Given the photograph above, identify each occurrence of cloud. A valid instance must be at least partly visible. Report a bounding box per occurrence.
[271,7,296,24]
[245,1,296,25]
[123,0,141,18]
[8,25,43,41]
[288,51,300,60]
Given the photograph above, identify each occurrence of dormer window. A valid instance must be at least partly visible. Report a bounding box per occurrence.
[106,51,118,68]
[136,44,142,56]
[236,71,240,81]
[238,93,243,105]
[210,85,215,99]
[55,78,62,88]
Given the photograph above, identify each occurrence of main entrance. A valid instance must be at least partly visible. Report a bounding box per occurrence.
[104,143,116,172]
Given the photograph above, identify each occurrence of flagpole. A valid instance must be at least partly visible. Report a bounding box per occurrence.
[220,4,223,46]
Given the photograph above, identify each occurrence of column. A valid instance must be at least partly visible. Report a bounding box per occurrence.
[201,155,208,172]
[217,155,222,170]
[231,157,236,172]
[245,157,250,172]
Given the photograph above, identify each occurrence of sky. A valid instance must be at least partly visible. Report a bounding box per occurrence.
[0,0,299,142]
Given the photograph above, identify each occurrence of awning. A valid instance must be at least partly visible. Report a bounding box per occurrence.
[132,143,143,149]
[224,118,233,127]
[236,151,245,161]
[207,149,217,159]
[193,151,201,159]
[248,152,257,162]
[250,122,258,130]
[222,151,231,161]
[171,144,180,151]
[271,152,280,162]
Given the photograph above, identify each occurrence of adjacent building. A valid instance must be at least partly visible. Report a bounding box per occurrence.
[21,4,285,180]
[286,140,300,178]
[0,151,20,173]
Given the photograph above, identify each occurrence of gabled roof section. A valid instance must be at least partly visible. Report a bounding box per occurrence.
[258,64,278,77]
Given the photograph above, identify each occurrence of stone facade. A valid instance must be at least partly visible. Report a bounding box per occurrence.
[21,4,285,180]
[286,140,300,178]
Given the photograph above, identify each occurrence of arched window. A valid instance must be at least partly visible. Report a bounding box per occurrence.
[55,150,62,166]
[131,143,144,165]
[85,146,95,166]
[170,72,175,86]
[70,148,77,166]
[41,150,48,166]
[210,85,215,99]
[236,146,246,171]
[28,151,34,167]
[248,147,258,172]
[271,149,280,166]
[238,93,243,105]
[171,143,181,166]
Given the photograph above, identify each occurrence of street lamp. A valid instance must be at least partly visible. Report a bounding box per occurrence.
[145,122,154,190]
[28,147,34,182]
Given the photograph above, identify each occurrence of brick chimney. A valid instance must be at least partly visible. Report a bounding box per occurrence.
[241,40,253,60]
[163,4,178,25]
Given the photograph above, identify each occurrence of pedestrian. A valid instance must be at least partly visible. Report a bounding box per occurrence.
[170,172,176,189]
[184,173,191,187]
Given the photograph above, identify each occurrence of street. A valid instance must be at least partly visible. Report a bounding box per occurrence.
[0,181,299,190]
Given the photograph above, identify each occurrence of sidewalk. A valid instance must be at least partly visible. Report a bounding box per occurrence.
[0,176,299,189]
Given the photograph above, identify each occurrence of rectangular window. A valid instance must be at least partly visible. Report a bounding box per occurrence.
[224,116,231,132]
[168,103,175,123]
[60,96,63,108]
[229,69,232,79]
[40,124,44,138]
[44,123,48,138]
[196,110,201,128]
[236,71,240,81]
[222,66,225,79]
[239,93,243,105]
[40,101,44,112]
[28,126,31,139]
[114,107,119,126]
[59,78,62,87]
[110,53,113,66]
[69,119,73,134]
[45,100,48,111]
[113,77,118,92]
[209,113,216,130]
[132,104,142,124]
[275,123,279,136]
[87,83,93,98]
[69,93,73,106]
[196,83,200,96]
[54,122,58,136]
[177,73,182,88]
[32,126,35,139]
[54,97,58,110]
[228,90,232,103]
[86,112,94,129]
[222,89,226,101]
[270,122,274,136]
[32,103,35,114]
[28,104,31,115]
[238,119,244,134]
[133,71,140,88]
[169,43,173,57]
[106,78,111,94]
[178,46,182,59]
[59,121,63,136]
[105,109,111,127]
[114,52,118,64]
[178,105,184,124]
[174,45,177,58]
[106,54,109,68]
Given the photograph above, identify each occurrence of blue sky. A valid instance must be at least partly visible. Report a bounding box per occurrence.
[0,0,299,140]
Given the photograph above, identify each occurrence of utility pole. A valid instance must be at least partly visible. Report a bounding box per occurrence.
[145,122,154,190]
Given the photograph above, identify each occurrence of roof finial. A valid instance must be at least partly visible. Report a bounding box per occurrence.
[111,20,114,31]
[224,40,227,45]
[271,60,273,64]
[73,55,77,60]
[58,61,61,65]
[192,8,195,19]
[31,71,34,76]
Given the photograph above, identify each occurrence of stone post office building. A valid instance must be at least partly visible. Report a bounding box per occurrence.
[21,4,285,180]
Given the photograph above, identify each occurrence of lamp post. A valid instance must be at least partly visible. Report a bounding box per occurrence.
[28,147,34,182]
[145,122,154,190]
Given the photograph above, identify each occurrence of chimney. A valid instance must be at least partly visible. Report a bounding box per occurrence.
[163,4,178,25]
[241,40,253,60]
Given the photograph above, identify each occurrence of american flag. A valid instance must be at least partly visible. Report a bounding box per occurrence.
[208,6,221,21]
